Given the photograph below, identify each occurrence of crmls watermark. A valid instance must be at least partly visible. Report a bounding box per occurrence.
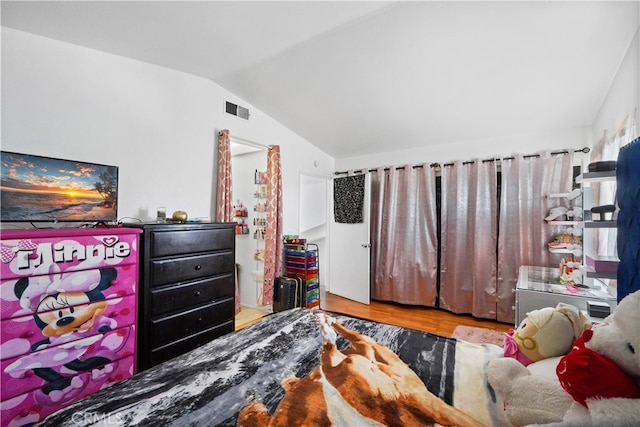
[71,411,124,425]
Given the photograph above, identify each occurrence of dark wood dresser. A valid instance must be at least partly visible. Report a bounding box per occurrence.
[123,222,236,371]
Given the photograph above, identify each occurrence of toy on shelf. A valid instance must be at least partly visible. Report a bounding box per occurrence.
[233,201,248,218]
[235,219,249,235]
[545,189,583,221]
[548,233,582,253]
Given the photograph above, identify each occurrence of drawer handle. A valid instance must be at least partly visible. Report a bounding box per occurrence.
[21,331,35,339]
[195,291,202,297]
[198,317,203,323]
[195,265,202,271]
[24,370,35,378]
[109,311,120,318]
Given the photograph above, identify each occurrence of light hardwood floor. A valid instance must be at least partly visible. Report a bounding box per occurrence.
[235,307,271,330]
[236,290,513,337]
[321,290,512,337]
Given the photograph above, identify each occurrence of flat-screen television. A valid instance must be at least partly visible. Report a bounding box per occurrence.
[1,151,119,223]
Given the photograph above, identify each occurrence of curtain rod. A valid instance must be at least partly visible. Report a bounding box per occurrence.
[333,147,590,175]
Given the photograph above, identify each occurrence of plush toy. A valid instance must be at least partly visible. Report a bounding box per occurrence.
[504,303,591,366]
[488,290,640,427]
[487,356,574,426]
[556,329,640,406]
[556,289,640,425]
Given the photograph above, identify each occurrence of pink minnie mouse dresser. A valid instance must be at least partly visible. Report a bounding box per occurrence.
[0,227,141,427]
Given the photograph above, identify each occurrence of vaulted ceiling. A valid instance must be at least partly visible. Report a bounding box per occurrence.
[2,1,638,158]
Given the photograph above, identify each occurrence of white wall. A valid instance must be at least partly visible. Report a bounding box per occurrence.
[334,5,639,172]
[336,20,638,173]
[335,10,639,173]
[592,23,639,141]
[1,28,335,235]
[300,174,327,233]
[335,126,591,172]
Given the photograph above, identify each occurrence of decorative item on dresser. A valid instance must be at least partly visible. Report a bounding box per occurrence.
[121,222,236,372]
[0,227,142,426]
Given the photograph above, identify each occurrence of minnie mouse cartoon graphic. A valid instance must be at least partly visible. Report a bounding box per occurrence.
[7,267,121,405]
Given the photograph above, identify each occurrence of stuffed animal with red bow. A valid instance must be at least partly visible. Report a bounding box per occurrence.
[488,290,640,426]
[556,289,640,424]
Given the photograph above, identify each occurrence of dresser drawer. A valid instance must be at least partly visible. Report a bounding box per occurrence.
[150,321,233,367]
[1,354,134,427]
[1,265,138,321]
[2,326,135,401]
[150,274,234,316]
[1,231,139,280]
[1,294,136,360]
[151,298,234,348]
[150,227,235,258]
[150,252,234,287]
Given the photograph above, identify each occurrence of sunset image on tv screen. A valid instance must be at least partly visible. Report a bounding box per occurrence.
[0,152,118,222]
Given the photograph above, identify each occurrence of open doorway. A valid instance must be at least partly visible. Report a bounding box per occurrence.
[230,138,268,313]
[299,172,329,308]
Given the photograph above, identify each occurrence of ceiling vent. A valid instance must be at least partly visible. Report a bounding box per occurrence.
[225,101,250,120]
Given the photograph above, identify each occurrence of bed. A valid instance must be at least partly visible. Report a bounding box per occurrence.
[37,308,506,426]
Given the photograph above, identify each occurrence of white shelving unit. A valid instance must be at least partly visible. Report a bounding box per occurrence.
[515,162,621,327]
[576,171,619,182]
[252,171,268,305]
[545,193,582,258]
[576,169,618,296]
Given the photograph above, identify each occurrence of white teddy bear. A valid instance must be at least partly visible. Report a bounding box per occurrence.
[487,289,640,427]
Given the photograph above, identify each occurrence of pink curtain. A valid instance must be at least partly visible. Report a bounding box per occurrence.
[260,145,283,305]
[215,129,240,314]
[497,153,574,323]
[216,129,233,222]
[439,160,498,319]
[370,165,438,306]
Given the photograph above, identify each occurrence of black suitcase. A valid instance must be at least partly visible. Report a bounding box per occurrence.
[273,276,303,312]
